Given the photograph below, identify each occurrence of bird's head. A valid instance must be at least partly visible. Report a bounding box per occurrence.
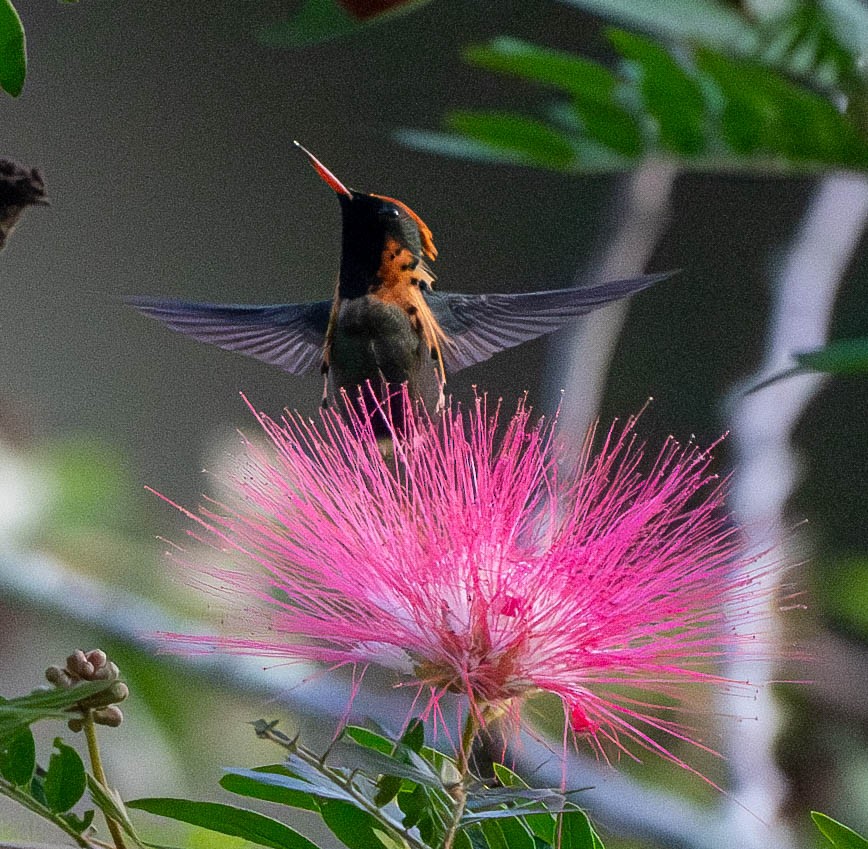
[295,142,437,297]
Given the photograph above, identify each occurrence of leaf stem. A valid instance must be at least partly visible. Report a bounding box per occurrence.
[0,776,97,848]
[83,712,127,849]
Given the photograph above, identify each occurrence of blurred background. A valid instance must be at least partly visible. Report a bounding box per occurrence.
[1,1,866,847]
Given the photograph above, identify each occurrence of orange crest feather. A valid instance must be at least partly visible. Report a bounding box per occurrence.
[372,193,438,261]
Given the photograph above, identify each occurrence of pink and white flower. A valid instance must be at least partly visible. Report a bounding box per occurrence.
[159,390,782,771]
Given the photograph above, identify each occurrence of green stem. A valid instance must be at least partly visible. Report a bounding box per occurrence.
[83,712,127,849]
[441,712,478,849]
[0,776,97,848]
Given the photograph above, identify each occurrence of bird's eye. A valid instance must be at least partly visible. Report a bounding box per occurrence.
[379,207,400,219]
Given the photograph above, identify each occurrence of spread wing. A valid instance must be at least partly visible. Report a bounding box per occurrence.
[424,273,672,372]
[127,297,333,375]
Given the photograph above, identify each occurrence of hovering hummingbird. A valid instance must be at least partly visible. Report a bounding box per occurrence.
[129,143,669,429]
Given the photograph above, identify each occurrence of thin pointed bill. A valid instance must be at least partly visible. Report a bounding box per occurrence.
[293,141,353,198]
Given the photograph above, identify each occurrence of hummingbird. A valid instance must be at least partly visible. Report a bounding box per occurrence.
[129,143,669,430]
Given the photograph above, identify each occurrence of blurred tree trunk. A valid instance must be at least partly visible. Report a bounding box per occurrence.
[722,172,868,847]
[545,159,678,446]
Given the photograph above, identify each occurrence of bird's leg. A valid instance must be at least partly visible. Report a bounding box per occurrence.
[320,363,329,408]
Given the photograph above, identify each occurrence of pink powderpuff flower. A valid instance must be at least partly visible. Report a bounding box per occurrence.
[157,389,783,774]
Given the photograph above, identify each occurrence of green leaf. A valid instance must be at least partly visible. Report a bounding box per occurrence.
[373,774,403,807]
[86,774,140,840]
[417,810,439,846]
[453,830,474,849]
[465,786,567,811]
[372,829,406,849]
[0,726,35,785]
[320,800,388,849]
[560,810,602,849]
[0,0,25,97]
[494,816,535,849]
[525,812,556,842]
[344,743,441,787]
[607,28,706,154]
[822,557,868,639]
[0,680,118,741]
[752,1,860,91]
[128,798,321,849]
[812,812,868,849]
[44,738,86,813]
[822,0,868,59]
[748,337,868,393]
[463,806,564,825]
[400,718,424,754]
[344,725,394,755]
[395,129,548,166]
[259,0,356,47]
[479,820,510,849]
[342,722,441,785]
[220,765,320,811]
[492,763,530,788]
[39,437,141,533]
[465,827,492,849]
[696,49,868,166]
[796,338,868,375]
[570,99,644,157]
[345,720,428,806]
[61,809,95,835]
[259,0,430,48]
[463,37,643,156]
[397,782,427,829]
[465,37,618,101]
[223,767,356,803]
[559,0,758,53]
[30,770,47,806]
[447,111,577,170]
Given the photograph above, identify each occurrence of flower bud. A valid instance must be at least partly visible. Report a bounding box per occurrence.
[94,706,124,728]
[46,649,128,731]
[45,665,74,688]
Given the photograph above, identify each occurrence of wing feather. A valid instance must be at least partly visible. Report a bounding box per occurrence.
[424,273,672,372]
[126,297,332,375]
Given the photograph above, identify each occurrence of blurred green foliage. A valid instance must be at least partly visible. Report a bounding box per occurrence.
[399,0,868,173]
[0,0,25,96]
[35,437,140,535]
[817,556,868,640]
[747,337,868,391]
[796,338,868,376]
